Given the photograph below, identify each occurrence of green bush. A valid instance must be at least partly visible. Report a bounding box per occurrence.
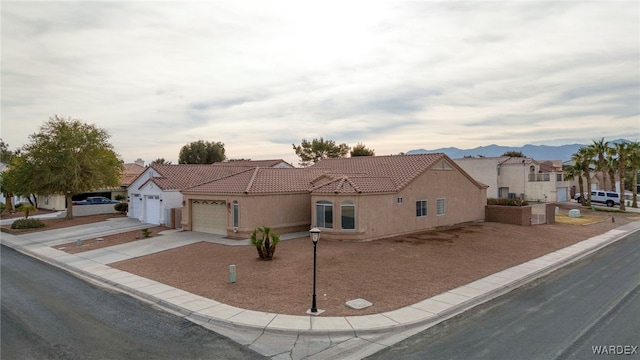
[141,228,152,238]
[11,218,45,229]
[487,198,528,206]
[114,202,128,214]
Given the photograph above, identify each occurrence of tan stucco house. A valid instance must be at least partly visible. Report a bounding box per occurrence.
[127,159,291,225]
[181,153,488,241]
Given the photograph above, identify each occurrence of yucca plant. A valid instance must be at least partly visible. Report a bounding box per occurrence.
[250,226,281,260]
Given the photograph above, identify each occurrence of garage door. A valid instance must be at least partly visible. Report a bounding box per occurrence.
[192,200,227,235]
[129,194,141,220]
[145,195,161,224]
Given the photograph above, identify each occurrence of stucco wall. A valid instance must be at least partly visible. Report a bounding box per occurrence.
[454,158,500,198]
[312,167,487,241]
[70,203,120,216]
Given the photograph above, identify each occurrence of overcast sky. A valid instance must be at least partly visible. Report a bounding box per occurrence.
[2,1,638,166]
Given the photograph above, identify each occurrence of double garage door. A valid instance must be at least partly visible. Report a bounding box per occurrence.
[191,200,227,235]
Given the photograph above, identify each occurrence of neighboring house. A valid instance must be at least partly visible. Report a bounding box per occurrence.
[181,154,488,241]
[38,159,146,211]
[127,160,291,225]
[213,159,293,168]
[455,156,571,202]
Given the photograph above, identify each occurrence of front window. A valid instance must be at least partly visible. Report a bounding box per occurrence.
[437,198,445,216]
[416,200,427,217]
[233,200,239,227]
[341,202,355,230]
[316,201,333,228]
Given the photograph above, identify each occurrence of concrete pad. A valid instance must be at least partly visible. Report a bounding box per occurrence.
[198,304,245,320]
[306,336,386,360]
[310,316,353,332]
[116,274,152,285]
[228,310,277,328]
[267,314,311,331]
[430,291,471,306]
[290,336,334,360]
[83,252,132,264]
[119,278,158,290]
[381,306,436,324]
[152,288,191,300]
[346,314,398,331]
[100,270,135,282]
[160,293,202,306]
[84,266,123,277]
[411,298,452,314]
[345,298,373,310]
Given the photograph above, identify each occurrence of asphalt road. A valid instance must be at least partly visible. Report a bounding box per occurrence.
[367,231,640,360]
[0,245,265,360]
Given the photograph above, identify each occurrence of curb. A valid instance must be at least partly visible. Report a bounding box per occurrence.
[3,221,640,337]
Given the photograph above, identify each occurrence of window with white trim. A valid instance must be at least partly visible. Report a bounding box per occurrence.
[316,201,333,228]
[416,200,427,217]
[436,198,445,215]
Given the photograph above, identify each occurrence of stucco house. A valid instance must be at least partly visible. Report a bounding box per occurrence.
[454,156,571,202]
[127,160,291,226]
[180,153,488,241]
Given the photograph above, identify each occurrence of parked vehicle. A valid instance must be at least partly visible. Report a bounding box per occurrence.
[574,190,621,207]
[73,196,120,205]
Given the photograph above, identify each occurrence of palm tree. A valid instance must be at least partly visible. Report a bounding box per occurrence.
[627,141,640,208]
[576,146,595,206]
[250,226,281,260]
[611,142,628,211]
[606,149,617,192]
[570,153,587,205]
[591,138,610,191]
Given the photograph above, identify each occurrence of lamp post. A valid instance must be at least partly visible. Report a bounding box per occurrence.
[309,227,321,314]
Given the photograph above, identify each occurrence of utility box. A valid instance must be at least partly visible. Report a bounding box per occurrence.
[229,265,236,284]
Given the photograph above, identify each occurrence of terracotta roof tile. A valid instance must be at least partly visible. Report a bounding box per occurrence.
[213,159,292,168]
[121,163,146,186]
[140,164,251,190]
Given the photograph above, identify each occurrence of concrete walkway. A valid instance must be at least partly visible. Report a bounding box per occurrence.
[2,215,640,359]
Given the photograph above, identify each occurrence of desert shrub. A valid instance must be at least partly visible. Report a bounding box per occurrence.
[487,198,528,206]
[11,218,45,229]
[114,194,126,201]
[114,202,128,214]
[141,228,152,238]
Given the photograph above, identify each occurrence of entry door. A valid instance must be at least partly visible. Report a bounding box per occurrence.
[145,195,161,224]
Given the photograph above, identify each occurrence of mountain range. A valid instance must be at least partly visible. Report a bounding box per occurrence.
[406,139,631,161]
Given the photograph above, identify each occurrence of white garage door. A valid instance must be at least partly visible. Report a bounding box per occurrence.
[192,200,227,235]
[145,195,161,224]
[129,194,141,220]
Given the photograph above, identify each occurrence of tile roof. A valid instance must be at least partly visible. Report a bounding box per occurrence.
[139,164,251,190]
[213,159,292,168]
[121,163,146,186]
[180,154,484,195]
[183,168,328,194]
[309,153,446,190]
[499,157,537,166]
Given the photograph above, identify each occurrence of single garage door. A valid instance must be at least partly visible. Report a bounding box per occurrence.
[129,194,141,220]
[192,200,227,235]
[145,195,161,224]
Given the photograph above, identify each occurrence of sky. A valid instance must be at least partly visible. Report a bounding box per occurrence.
[1,1,639,166]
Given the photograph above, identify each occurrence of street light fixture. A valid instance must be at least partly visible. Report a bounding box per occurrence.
[308,227,323,315]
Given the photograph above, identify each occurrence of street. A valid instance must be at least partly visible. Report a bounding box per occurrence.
[366,230,640,360]
[0,245,265,360]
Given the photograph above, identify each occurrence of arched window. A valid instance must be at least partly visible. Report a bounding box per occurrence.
[341,202,355,230]
[232,200,239,227]
[316,201,333,228]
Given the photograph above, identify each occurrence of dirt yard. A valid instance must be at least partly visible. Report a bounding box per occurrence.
[107,205,640,317]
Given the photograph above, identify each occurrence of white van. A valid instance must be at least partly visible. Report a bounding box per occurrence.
[574,190,621,207]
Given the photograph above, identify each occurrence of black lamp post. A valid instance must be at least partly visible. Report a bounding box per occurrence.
[309,227,320,313]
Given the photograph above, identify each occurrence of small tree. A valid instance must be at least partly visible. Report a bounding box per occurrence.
[350,143,375,157]
[292,137,350,167]
[250,226,281,260]
[178,140,225,164]
[151,158,172,165]
[502,151,525,157]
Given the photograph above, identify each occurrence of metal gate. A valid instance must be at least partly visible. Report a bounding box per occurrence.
[531,204,546,225]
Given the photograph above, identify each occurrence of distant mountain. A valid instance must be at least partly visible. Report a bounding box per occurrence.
[406,139,631,161]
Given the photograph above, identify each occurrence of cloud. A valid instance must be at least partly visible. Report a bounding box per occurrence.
[1,1,638,165]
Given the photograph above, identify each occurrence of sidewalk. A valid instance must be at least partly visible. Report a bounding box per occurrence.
[2,218,640,359]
